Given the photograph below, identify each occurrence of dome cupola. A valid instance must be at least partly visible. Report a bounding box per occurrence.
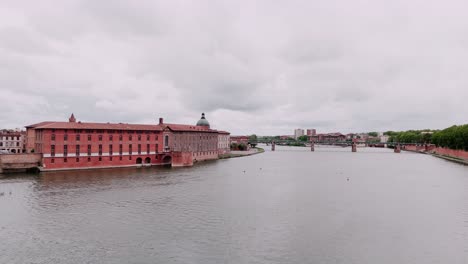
[196,113,210,128]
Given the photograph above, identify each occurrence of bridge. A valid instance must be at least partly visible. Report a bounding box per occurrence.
[264,140,433,153]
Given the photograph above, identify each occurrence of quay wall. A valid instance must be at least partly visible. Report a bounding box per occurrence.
[0,153,42,173]
[403,145,468,160]
[430,147,468,160]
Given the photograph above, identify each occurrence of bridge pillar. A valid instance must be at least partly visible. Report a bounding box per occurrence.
[310,142,315,152]
[271,142,275,151]
[394,144,401,153]
[352,143,357,152]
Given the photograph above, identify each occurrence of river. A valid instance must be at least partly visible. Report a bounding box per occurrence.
[0,145,467,263]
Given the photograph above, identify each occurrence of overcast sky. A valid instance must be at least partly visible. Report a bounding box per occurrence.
[1,0,467,135]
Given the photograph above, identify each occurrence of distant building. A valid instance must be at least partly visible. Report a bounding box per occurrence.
[0,130,25,154]
[230,136,250,150]
[306,129,316,136]
[218,131,230,155]
[311,133,346,142]
[379,135,390,143]
[346,133,356,140]
[279,135,293,140]
[294,129,304,139]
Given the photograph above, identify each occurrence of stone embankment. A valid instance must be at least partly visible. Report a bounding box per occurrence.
[403,145,468,165]
[0,154,42,173]
[219,148,264,159]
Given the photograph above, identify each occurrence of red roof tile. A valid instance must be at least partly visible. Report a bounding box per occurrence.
[26,121,162,131]
[162,123,219,133]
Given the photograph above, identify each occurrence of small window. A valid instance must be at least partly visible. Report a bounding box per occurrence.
[129,135,133,141]
[76,158,79,162]
[51,134,56,141]
[51,158,55,163]
[64,158,68,163]
[109,156,113,161]
[76,134,80,141]
[109,135,113,141]
[98,135,103,141]
[87,157,91,162]
[129,156,132,160]
[64,134,68,141]
[146,135,150,141]
[138,135,141,141]
[119,135,123,141]
[99,157,102,161]
[88,135,91,141]
[119,156,122,161]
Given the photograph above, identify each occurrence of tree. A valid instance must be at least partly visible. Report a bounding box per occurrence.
[230,143,238,150]
[367,132,378,137]
[298,135,309,142]
[249,134,258,147]
[238,143,247,151]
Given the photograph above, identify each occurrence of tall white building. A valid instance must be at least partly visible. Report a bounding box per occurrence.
[294,129,304,139]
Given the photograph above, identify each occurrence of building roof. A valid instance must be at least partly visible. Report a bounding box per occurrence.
[313,132,345,137]
[162,123,222,133]
[26,113,229,134]
[26,121,162,131]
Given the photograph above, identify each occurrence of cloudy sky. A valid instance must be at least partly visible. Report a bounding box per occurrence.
[1,0,467,135]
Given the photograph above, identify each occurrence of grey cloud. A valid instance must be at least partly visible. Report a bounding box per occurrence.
[0,0,467,135]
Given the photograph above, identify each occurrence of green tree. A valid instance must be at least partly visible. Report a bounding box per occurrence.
[298,135,309,142]
[248,134,258,147]
[238,143,247,151]
[367,132,378,137]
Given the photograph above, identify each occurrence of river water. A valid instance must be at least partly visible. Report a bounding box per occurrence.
[0,145,467,264]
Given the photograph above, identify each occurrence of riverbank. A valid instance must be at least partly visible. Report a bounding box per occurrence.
[429,153,468,165]
[402,145,468,165]
[219,147,264,159]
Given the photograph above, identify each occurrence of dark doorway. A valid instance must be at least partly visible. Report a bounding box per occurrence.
[144,157,151,164]
[162,155,171,165]
[136,157,142,164]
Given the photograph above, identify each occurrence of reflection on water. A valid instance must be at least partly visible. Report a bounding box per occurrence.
[0,146,467,264]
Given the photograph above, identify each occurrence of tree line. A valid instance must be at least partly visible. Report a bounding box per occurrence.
[386,124,468,151]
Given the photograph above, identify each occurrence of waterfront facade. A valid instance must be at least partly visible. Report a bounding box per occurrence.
[25,113,230,171]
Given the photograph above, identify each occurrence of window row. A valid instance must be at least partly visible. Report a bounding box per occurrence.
[51,144,159,156]
[52,129,157,134]
[50,155,159,163]
[51,134,158,141]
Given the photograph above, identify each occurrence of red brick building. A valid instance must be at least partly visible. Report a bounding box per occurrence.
[25,113,230,171]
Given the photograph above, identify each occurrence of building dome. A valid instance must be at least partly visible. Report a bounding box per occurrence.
[196,113,210,128]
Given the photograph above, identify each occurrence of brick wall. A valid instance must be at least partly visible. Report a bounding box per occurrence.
[431,147,468,160]
[0,153,42,164]
[403,145,468,160]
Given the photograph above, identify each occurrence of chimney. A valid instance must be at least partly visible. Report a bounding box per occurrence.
[159,117,163,125]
